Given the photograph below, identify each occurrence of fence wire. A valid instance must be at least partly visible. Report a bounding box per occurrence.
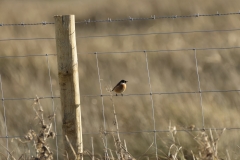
[1,11,240,27]
[1,89,240,101]
[1,28,240,42]
[46,55,59,160]
[78,11,240,24]
[0,22,54,26]
[0,46,240,59]
[194,49,205,129]
[82,46,240,54]
[144,51,158,158]
[95,52,109,158]
[0,89,240,102]
[1,12,240,159]
[0,127,238,139]
[0,75,9,159]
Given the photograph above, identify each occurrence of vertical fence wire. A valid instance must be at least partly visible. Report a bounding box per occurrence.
[46,55,59,159]
[0,75,9,159]
[194,49,205,129]
[91,137,95,160]
[95,52,109,159]
[144,51,158,159]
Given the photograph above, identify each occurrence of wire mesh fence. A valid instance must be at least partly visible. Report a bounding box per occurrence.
[1,10,240,159]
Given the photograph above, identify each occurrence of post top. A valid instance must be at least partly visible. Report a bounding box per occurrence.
[54,15,75,17]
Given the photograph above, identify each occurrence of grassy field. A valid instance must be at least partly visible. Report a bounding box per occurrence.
[1,0,240,159]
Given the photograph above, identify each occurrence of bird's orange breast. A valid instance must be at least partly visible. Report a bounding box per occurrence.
[113,83,127,93]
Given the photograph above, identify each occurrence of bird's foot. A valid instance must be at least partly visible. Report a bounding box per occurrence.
[116,94,118,96]
[121,94,123,96]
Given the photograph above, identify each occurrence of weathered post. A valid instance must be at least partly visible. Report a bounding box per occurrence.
[54,15,83,160]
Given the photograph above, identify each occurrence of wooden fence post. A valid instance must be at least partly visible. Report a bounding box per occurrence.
[54,15,83,160]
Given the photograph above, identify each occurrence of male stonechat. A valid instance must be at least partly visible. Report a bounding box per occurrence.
[112,80,128,96]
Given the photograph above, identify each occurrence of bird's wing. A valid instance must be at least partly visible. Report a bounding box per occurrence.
[112,82,121,91]
[112,85,117,91]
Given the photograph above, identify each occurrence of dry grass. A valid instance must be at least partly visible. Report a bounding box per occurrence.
[1,0,240,159]
[0,96,55,160]
[1,95,226,160]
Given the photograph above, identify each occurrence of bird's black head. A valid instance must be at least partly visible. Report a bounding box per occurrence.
[120,80,128,83]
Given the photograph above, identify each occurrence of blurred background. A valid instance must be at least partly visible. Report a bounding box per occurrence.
[1,0,240,159]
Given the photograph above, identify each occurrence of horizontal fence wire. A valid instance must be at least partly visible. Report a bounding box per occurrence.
[1,11,240,27]
[77,11,240,24]
[0,37,55,42]
[1,28,240,42]
[0,22,54,26]
[1,89,240,101]
[83,89,240,97]
[0,54,56,58]
[0,46,240,59]
[2,96,60,101]
[77,28,240,38]
[83,46,240,54]
[0,127,238,139]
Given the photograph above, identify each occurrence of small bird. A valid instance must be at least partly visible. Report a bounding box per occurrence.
[112,80,128,96]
